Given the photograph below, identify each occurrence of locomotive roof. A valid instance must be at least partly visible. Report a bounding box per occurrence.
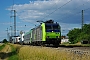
[44,20,54,23]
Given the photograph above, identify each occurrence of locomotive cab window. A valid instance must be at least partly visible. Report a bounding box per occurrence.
[53,24,60,30]
[45,24,52,30]
[45,24,60,32]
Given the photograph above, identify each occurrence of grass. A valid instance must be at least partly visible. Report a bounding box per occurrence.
[0,43,5,51]
[18,46,64,60]
[8,44,21,60]
[2,43,89,60]
[18,46,90,60]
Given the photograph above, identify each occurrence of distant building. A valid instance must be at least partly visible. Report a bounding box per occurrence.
[61,36,69,43]
[61,39,69,43]
[61,35,66,39]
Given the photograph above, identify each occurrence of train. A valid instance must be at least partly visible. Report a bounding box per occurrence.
[23,20,61,46]
[10,36,21,44]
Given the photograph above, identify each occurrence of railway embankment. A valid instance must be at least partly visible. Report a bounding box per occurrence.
[0,44,11,60]
[0,43,5,51]
[0,43,21,60]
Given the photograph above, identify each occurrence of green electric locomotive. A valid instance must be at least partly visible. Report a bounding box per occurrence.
[23,20,61,46]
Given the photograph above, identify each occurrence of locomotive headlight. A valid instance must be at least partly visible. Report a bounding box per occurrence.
[52,31,53,32]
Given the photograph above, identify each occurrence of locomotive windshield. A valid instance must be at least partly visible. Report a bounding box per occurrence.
[45,23,60,32]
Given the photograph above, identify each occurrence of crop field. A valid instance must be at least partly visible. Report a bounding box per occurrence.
[0,43,90,60]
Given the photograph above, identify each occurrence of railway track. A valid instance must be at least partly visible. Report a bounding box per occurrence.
[57,46,90,59]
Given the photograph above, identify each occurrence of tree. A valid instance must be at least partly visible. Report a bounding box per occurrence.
[67,24,90,44]
[67,28,81,44]
[82,24,90,34]
[80,24,90,41]
[3,39,8,43]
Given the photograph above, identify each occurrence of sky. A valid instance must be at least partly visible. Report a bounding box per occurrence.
[0,0,90,41]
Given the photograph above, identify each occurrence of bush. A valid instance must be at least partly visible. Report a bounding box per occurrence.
[3,39,8,43]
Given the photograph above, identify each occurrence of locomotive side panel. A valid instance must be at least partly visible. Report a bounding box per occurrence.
[32,28,36,42]
[24,31,31,44]
[36,26,42,41]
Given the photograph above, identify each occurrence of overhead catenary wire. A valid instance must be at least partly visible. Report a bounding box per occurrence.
[40,0,90,22]
[57,3,90,22]
[35,0,62,21]
[10,0,90,29]
[41,0,73,20]
[25,0,89,23]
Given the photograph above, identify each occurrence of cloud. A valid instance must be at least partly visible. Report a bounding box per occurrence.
[7,0,90,35]
[0,22,13,25]
[7,0,73,21]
